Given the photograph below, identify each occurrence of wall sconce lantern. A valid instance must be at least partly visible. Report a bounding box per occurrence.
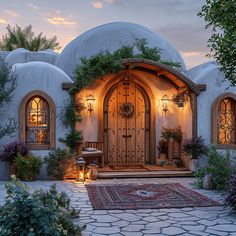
[86,94,95,113]
[161,95,170,114]
[76,156,86,183]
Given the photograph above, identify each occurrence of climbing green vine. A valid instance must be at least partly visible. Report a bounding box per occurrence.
[62,39,181,151]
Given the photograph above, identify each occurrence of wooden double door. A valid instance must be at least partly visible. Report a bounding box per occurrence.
[104,79,150,165]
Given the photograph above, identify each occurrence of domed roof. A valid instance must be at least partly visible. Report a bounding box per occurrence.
[14,61,73,84]
[5,48,58,66]
[56,22,186,79]
[188,61,223,84]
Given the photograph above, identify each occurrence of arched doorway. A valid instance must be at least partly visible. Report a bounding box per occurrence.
[104,77,150,165]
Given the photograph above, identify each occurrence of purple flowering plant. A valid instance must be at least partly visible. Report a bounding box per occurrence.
[0,141,28,162]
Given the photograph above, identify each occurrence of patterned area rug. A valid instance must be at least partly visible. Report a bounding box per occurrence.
[86,183,220,210]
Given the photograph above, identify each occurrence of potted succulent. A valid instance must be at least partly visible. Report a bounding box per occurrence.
[183,136,209,172]
[0,141,28,177]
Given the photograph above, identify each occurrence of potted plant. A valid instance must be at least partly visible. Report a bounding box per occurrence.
[158,139,168,160]
[161,127,182,142]
[160,127,183,167]
[14,154,41,181]
[183,136,208,172]
[0,141,28,177]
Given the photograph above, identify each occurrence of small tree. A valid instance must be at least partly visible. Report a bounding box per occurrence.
[0,58,17,140]
[0,24,61,52]
[198,0,236,85]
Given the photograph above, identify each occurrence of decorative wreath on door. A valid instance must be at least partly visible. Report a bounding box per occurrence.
[119,102,134,118]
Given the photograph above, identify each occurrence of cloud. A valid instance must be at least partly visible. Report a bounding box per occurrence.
[5,10,19,17]
[47,17,76,27]
[27,3,39,10]
[105,0,124,5]
[156,24,211,53]
[0,18,7,24]
[91,1,104,9]
[181,51,201,57]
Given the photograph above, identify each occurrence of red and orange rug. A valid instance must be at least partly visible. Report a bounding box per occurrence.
[86,183,220,210]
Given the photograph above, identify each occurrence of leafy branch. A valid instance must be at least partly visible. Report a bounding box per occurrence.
[0,118,17,140]
[198,0,236,85]
[0,58,17,140]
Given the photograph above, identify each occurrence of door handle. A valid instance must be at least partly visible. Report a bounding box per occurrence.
[122,135,132,138]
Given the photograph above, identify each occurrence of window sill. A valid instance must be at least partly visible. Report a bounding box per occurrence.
[27,144,53,150]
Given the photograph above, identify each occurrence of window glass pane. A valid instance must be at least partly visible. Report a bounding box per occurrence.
[26,96,50,145]
[217,98,236,145]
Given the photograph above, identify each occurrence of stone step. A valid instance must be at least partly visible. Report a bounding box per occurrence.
[98,171,193,179]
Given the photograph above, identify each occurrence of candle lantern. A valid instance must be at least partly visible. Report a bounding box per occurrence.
[161,95,170,114]
[86,94,95,113]
[76,156,86,182]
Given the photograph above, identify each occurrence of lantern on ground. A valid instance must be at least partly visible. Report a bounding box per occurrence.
[76,156,86,182]
[161,95,170,114]
[86,94,95,113]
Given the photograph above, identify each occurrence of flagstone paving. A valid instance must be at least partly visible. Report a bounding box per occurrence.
[0,177,236,236]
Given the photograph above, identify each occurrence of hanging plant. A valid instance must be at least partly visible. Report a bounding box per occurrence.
[172,90,189,107]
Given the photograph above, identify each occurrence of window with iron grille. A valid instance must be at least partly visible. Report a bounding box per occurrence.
[217,98,236,145]
[26,96,50,145]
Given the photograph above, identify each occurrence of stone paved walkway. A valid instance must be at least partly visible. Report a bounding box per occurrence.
[0,177,236,236]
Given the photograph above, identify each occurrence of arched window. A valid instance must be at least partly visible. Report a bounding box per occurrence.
[26,96,50,145]
[212,93,236,147]
[20,91,56,150]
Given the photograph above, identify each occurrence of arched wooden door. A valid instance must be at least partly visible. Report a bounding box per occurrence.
[104,79,150,165]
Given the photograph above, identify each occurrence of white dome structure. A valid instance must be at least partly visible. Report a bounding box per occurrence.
[56,22,186,79]
[5,48,58,66]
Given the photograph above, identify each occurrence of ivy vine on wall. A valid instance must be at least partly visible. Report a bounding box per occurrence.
[61,38,181,151]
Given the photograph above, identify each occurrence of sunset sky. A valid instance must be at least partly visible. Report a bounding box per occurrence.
[0,0,212,69]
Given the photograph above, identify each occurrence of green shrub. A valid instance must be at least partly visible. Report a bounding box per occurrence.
[45,148,76,179]
[195,146,235,190]
[0,177,85,235]
[194,167,207,188]
[15,154,41,181]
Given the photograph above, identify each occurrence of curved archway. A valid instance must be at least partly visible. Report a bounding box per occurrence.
[98,71,156,165]
[20,90,56,150]
[212,92,236,148]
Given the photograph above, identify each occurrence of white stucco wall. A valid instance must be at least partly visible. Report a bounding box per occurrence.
[0,51,10,60]
[189,62,236,145]
[0,61,72,178]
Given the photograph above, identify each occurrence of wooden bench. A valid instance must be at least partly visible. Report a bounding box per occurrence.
[81,141,104,168]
